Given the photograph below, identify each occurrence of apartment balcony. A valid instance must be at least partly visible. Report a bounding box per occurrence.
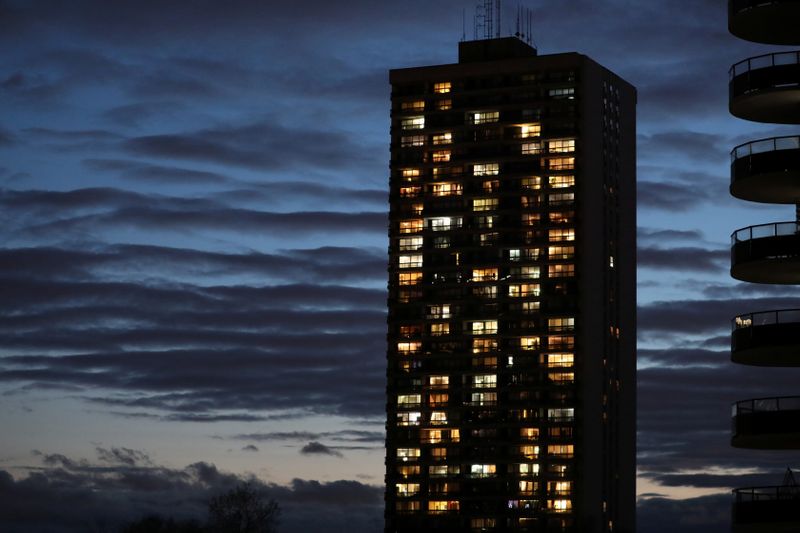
[730,136,800,203]
[732,485,800,532]
[732,396,800,449]
[731,222,800,283]
[729,0,800,45]
[729,51,800,124]
[732,309,800,365]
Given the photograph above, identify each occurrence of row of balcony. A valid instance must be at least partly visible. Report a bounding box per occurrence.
[727,3,800,530]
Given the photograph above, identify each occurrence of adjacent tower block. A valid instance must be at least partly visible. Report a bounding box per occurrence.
[385,38,636,533]
[727,1,800,531]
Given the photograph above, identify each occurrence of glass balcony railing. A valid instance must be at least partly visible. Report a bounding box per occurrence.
[731,135,800,162]
[734,309,800,330]
[730,50,800,80]
[733,396,800,417]
[732,221,800,244]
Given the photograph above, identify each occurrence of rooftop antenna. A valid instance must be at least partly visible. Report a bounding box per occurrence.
[462,8,466,41]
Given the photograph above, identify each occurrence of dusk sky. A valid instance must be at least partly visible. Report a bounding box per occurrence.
[2,1,800,531]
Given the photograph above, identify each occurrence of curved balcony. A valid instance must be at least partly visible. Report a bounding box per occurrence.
[732,396,800,449]
[729,1,800,45]
[733,485,800,532]
[729,51,800,124]
[732,309,800,366]
[731,222,800,283]
[731,136,800,203]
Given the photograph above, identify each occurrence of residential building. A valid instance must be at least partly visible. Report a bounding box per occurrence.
[385,37,636,532]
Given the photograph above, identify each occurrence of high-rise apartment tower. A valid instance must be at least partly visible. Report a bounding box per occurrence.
[385,38,636,533]
[727,1,800,531]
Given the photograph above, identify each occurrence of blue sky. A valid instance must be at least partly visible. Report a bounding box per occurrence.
[2,0,800,531]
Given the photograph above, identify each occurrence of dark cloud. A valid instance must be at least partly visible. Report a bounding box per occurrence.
[638,245,727,273]
[233,430,383,444]
[241,445,258,452]
[299,442,343,458]
[0,451,382,533]
[638,227,704,244]
[637,494,731,533]
[640,131,728,162]
[122,120,380,172]
[638,180,714,211]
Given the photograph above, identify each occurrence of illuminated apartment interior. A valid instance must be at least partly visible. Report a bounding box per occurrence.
[386,36,636,533]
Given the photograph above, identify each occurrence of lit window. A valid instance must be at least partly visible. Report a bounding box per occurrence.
[520,337,540,351]
[521,428,540,440]
[398,272,422,285]
[401,116,425,130]
[521,301,540,314]
[548,318,575,331]
[473,163,499,176]
[472,374,497,388]
[549,211,574,224]
[397,448,421,460]
[547,409,574,422]
[548,87,575,99]
[397,341,421,354]
[515,266,540,279]
[508,284,540,297]
[430,411,448,425]
[428,500,459,513]
[548,499,573,512]
[429,392,449,407]
[436,99,452,110]
[547,157,575,170]
[521,142,542,155]
[399,219,423,234]
[433,82,451,94]
[470,464,497,478]
[518,463,540,476]
[398,254,423,268]
[398,394,421,407]
[396,501,420,512]
[548,264,575,278]
[397,465,420,477]
[401,100,425,111]
[399,236,423,251]
[430,323,450,336]
[548,139,575,153]
[521,176,541,189]
[548,371,575,383]
[479,232,498,245]
[399,185,421,198]
[519,480,537,495]
[401,135,425,147]
[521,195,541,208]
[548,481,572,495]
[432,132,453,145]
[402,168,421,180]
[520,123,541,138]
[549,175,575,188]
[470,391,497,405]
[548,229,575,242]
[397,411,422,426]
[429,217,461,231]
[473,198,498,211]
[548,246,574,259]
[472,268,498,281]
[549,192,575,205]
[396,483,420,496]
[470,320,498,335]
[548,336,575,349]
[475,215,496,229]
[471,518,497,529]
[429,465,460,477]
[431,182,462,196]
[427,304,451,319]
[470,111,499,124]
[472,338,498,353]
[432,150,451,162]
[521,213,540,226]
[508,249,521,261]
[429,375,449,388]
[543,353,574,368]
[430,447,448,459]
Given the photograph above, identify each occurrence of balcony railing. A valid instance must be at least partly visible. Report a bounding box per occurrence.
[733,396,800,417]
[734,309,800,330]
[730,51,800,80]
[732,221,800,244]
[733,484,800,526]
[731,135,800,162]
